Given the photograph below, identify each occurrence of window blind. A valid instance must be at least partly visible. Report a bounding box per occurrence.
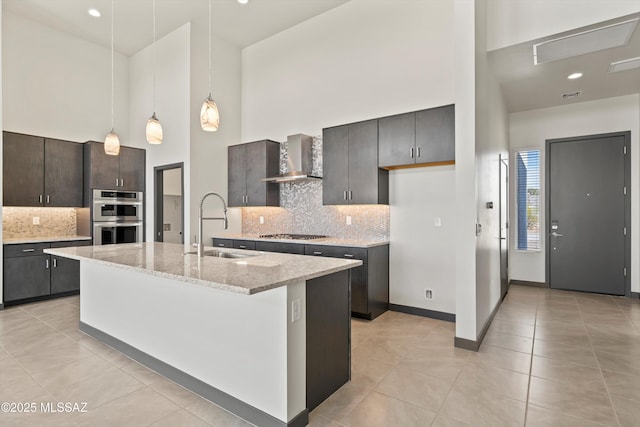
[516,150,541,251]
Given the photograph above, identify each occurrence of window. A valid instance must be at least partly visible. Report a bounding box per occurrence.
[516,150,541,251]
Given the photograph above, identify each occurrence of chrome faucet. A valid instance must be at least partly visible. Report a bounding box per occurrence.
[198,192,228,257]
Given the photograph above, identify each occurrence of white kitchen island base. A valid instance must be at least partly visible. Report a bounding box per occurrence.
[80,261,308,427]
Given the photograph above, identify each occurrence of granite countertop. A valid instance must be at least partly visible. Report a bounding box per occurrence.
[45,242,362,295]
[214,234,389,248]
[3,235,92,245]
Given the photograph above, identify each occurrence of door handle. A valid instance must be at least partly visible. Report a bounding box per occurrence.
[551,232,564,237]
[115,178,119,187]
[348,190,353,200]
[39,195,43,204]
[46,195,50,204]
[22,248,35,253]
[53,258,57,268]
[344,254,354,258]
[120,178,124,187]
[410,147,414,158]
[45,259,50,269]
[313,251,322,255]
[417,146,421,158]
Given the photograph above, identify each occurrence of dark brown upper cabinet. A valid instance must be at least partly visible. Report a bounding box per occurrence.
[3,132,83,207]
[378,104,455,169]
[228,140,280,207]
[323,120,388,205]
[83,141,146,202]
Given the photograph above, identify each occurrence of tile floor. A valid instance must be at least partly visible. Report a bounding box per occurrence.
[0,285,639,426]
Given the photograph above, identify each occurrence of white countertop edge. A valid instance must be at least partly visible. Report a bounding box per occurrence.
[4,236,92,245]
[213,235,389,248]
[44,247,362,295]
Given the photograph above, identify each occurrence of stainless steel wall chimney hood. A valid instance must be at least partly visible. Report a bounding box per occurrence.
[261,134,321,183]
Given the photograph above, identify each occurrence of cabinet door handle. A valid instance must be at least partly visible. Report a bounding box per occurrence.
[313,251,322,255]
[22,248,35,253]
[53,258,57,268]
[349,190,353,200]
[417,146,421,158]
[115,178,119,187]
[343,191,347,200]
[239,245,247,249]
[218,244,225,247]
[120,179,124,187]
[45,259,50,269]
[39,195,43,204]
[410,147,414,158]
[245,195,248,204]
[46,195,50,204]
[344,254,354,258]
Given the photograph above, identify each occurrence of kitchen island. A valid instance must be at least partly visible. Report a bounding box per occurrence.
[44,242,361,427]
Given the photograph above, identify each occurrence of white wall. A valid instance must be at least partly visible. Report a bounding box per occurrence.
[189,16,243,245]
[486,0,640,51]
[242,0,459,315]
[128,23,191,248]
[454,0,478,341]
[509,94,640,292]
[474,0,509,335]
[2,11,129,143]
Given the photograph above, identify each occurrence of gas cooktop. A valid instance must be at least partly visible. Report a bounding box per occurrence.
[258,234,327,240]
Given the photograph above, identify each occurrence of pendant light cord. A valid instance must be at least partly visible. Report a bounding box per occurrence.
[208,0,212,98]
[152,0,157,114]
[111,0,115,131]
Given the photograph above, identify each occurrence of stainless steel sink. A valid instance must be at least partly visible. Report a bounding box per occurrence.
[185,250,257,259]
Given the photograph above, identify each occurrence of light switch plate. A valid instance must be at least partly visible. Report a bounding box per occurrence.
[32,217,40,225]
[259,216,265,225]
[434,217,442,227]
[346,216,352,226]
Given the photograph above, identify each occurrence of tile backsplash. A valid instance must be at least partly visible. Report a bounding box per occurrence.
[241,136,390,241]
[2,207,79,238]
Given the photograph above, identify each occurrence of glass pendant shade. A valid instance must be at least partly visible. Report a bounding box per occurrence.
[200,96,220,132]
[104,131,121,156]
[146,113,163,144]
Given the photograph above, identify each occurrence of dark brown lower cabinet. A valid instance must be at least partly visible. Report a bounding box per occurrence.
[306,270,350,411]
[3,239,90,305]
[305,244,389,320]
[3,255,51,302]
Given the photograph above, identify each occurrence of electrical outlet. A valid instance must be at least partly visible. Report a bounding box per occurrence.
[32,217,40,225]
[259,216,265,225]
[291,299,301,323]
[346,216,352,226]
[425,289,433,299]
[434,217,442,227]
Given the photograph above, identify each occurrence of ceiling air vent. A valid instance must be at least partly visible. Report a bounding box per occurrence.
[533,18,638,65]
[562,91,582,100]
[609,56,640,73]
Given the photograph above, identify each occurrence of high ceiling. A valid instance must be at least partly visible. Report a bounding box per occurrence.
[3,0,350,55]
[4,1,639,113]
[490,12,640,113]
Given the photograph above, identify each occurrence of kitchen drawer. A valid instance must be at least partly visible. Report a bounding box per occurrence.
[50,240,91,248]
[255,241,305,255]
[3,242,51,258]
[304,244,368,262]
[212,238,233,248]
[233,240,256,250]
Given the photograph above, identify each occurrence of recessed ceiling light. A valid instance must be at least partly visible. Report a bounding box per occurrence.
[567,72,583,80]
[88,8,101,17]
[609,57,640,73]
[562,91,582,100]
[238,0,249,4]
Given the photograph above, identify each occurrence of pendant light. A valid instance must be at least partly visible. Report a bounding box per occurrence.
[146,0,163,144]
[104,0,120,156]
[200,0,220,132]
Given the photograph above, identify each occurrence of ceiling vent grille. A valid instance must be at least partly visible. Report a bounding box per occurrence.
[533,18,638,65]
[609,56,640,73]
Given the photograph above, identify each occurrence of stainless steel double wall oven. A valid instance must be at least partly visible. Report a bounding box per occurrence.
[92,189,143,245]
